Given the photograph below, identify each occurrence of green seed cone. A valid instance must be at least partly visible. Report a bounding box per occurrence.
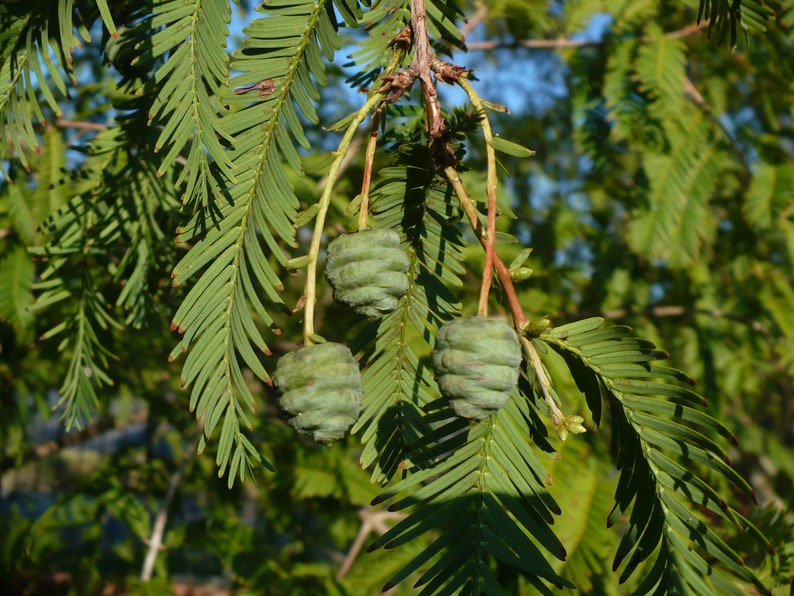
[325,229,409,318]
[432,317,522,419]
[274,342,362,443]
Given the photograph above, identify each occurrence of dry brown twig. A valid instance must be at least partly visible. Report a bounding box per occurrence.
[460,3,488,38]
[141,434,201,582]
[463,21,709,52]
[336,508,407,580]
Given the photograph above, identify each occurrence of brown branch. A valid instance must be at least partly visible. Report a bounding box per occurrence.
[605,305,689,319]
[456,77,498,317]
[564,304,771,336]
[478,173,497,318]
[466,38,595,51]
[23,119,108,149]
[463,21,709,52]
[459,4,488,39]
[443,166,528,330]
[410,0,445,140]
[684,73,753,176]
[667,22,709,39]
[683,76,706,106]
[336,508,406,581]
[141,434,201,581]
[358,110,381,230]
[55,119,107,131]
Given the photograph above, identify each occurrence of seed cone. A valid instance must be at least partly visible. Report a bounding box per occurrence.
[274,342,362,442]
[432,317,522,419]
[325,229,409,318]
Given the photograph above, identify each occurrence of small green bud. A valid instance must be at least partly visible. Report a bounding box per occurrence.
[509,267,534,282]
[566,415,587,435]
[555,414,587,442]
[523,317,551,337]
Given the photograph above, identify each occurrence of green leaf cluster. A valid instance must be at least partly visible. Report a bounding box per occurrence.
[169,0,363,486]
[544,318,771,594]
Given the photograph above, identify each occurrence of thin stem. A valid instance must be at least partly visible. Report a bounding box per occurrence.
[684,74,752,178]
[458,78,498,317]
[303,92,387,344]
[141,434,200,581]
[459,4,488,38]
[357,34,407,230]
[520,337,564,425]
[336,509,406,580]
[317,135,364,191]
[55,119,107,131]
[443,166,528,330]
[358,110,381,230]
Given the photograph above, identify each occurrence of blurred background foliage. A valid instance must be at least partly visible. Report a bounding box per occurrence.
[1,0,792,593]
